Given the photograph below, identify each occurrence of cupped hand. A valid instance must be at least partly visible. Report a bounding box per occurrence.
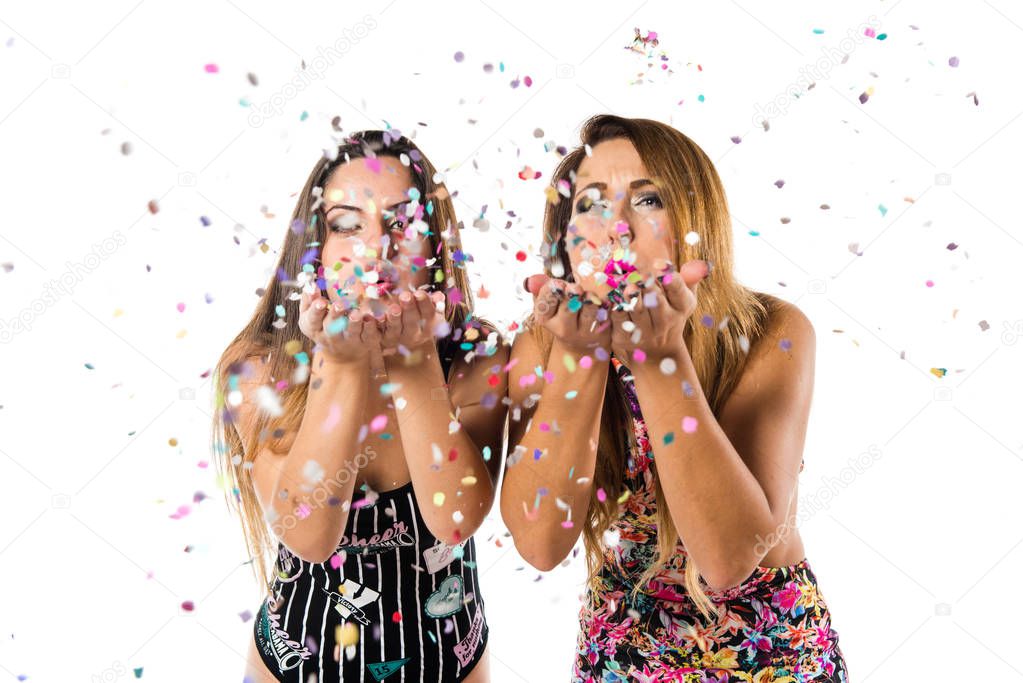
[608,259,709,362]
[525,274,611,354]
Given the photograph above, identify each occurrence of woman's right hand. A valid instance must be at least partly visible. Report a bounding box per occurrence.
[299,286,383,366]
[525,274,611,353]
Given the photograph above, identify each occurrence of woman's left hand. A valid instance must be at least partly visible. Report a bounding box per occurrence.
[609,259,709,361]
[379,287,446,356]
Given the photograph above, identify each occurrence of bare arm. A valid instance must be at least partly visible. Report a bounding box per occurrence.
[384,338,509,545]
[628,300,814,592]
[500,330,609,571]
[235,349,371,564]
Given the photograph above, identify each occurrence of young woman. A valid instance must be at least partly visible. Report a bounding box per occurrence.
[212,130,508,682]
[501,115,849,682]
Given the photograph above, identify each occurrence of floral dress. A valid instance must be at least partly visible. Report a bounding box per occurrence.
[573,355,849,683]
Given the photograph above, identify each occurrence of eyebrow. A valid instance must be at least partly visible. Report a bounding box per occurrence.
[323,199,410,214]
[573,178,657,201]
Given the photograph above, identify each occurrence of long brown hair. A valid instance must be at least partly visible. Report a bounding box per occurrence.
[527,114,775,620]
[210,130,479,599]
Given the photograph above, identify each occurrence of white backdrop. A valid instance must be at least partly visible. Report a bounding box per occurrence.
[2,0,1022,681]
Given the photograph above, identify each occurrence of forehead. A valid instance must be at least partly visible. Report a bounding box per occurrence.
[322,156,413,204]
[576,138,649,185]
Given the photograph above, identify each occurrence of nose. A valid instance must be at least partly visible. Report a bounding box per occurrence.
[604,199,635,244]
[606,219,634,244]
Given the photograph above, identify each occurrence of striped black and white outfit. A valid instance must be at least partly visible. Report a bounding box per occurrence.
[253,340,490,682]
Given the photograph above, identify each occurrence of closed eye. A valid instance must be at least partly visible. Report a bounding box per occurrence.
[574,196,612,214]
[328,212,364,233]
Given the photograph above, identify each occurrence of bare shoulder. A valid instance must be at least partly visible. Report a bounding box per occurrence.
[751,295,816,364]
[448,327,511,401]
[722,297,815,413]
[227,350,289,504]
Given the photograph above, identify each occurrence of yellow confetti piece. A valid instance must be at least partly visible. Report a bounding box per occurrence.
[433,491,446,506]
[284,339,303,356]
[338,622,360,647]
[617,489,631,504]
[168,438,178,447]
[461,475,477,486]
[563,353,577,373]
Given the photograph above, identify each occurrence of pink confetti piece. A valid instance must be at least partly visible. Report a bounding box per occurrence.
[632,348,646,363]
[596,488,607,502]
[364,157,382,174]
[370,414,388,432]
[204,63,219,73]
[322,402,341,432]
[329,554,344,569]
[176,302,186,313]
[681,416,698,433]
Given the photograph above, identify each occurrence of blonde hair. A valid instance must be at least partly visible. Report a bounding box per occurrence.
[210,130,478,598]
[527,114,775,620]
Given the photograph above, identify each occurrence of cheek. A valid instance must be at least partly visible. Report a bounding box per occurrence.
[631,218,674,270]
[566,241,615,297]
[320,239,365,301]
[400,237,434,289]
[573,213,609,242]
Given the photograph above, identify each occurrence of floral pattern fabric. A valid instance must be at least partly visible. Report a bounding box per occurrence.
[573,355,849,683]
